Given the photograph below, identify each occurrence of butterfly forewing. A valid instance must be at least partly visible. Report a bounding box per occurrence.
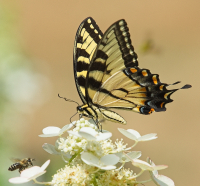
[86,19,138,103]
[73,17,103,103]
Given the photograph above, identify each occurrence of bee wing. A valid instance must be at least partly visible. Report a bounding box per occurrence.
[10,158,21,163]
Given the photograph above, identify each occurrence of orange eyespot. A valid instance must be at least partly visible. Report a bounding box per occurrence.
[149,108,155,114]
[142,70,148,77]
[130,68,137,73]
[159,85,164,90]
[160,102,164,108]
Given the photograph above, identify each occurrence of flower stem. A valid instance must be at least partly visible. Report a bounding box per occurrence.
[125,141,138,151]
[90,168,100,173]
[128,170,144,180]
[33,179,52,185]
[136,179,152,184]
[61,155,69,163]
[68,152,79,165]
[116,162,125,171]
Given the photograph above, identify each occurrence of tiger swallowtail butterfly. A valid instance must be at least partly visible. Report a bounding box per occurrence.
[73,17,191,125]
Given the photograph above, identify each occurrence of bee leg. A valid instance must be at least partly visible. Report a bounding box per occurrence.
[19,167,25,174]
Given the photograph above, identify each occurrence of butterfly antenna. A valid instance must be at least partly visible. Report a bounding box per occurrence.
[58,94,79,105]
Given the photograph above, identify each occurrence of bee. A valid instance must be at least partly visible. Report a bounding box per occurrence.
[8,158,35,173]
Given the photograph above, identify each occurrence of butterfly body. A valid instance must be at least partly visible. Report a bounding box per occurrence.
[77,103,126,124]
[73,17,191,125]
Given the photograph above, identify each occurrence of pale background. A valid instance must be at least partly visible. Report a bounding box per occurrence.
[1,0,199,185]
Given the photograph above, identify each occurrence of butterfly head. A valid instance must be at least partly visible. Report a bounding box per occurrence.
[76,104,97,121]
[77,105,84,113]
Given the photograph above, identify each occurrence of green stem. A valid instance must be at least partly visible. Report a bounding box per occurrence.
[67,151,81,165]
[91,174,98,186]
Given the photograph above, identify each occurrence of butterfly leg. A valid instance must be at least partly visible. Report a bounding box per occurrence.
[98,121,102,132]
[79,114,83,119]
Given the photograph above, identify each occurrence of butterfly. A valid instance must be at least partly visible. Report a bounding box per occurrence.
[73,17,191,126]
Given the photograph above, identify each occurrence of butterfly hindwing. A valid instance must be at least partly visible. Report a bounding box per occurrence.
[93,66,182,114]
[73,17,103,104]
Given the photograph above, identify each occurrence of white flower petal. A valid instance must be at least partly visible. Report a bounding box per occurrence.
[59,123,74,134]
[28,171,46,180]
[79,127,97,140]
[125,151,141,161]
[40,160,50,171]
[67,130,82,138]
[21,166,41,178]
[127,129,141,138]
[39,126,61,137]
[42,143,60,155]
[96,132,112,141]
[43,126,61,134]
[115,152,123,159]
[100,154,119,166]
[61,152,72,159]
[138,133,157,141]
[118,128,140,140]
[81,152,99,166]
[153,165,168,171]
[100,165,116,170]
[132,159,154,171]
[9,177,30,184]
[153,175,175,186]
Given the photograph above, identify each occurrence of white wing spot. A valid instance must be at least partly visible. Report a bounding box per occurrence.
[124,37,128,42]
[126,43,130,48]
[90,24,94,29]
[119,20,124,26]
[122,32,127,36]
[87,19,91,23]
[94,29,98,34]
[130,50,134,55]
[120,26,125,31]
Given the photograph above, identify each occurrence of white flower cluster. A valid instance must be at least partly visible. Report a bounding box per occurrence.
[9,118,175,186]
[52,164,90,186]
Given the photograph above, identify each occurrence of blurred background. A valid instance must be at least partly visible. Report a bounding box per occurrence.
[0,0,199,185]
